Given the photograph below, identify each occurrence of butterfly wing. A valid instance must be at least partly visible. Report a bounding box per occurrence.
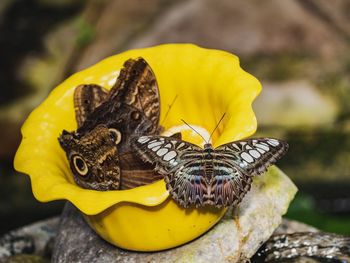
[166,158,209,208]
[59,124,121,190]
[209,159,253,207]
[215,138,289,176]
[172,149,254,208]
[197,138,288,207]
[132,135,208,207]
[74,84,109,127]
[109,58,160,133]
[131,135,202,173]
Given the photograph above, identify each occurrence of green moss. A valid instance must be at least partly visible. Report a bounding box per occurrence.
[75,17,95,48]
[254,166,297,199]
[260,166,283,189]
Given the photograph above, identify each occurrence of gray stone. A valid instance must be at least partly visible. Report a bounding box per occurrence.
[0,217,58,263]
[0,211,326,262]
[254,227,350,262]
[52,167,297,262]
[274,219,319,235]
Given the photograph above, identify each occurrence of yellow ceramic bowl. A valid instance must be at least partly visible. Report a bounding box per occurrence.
[14,44,261,251]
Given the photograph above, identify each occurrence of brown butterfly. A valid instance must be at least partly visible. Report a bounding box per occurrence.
[132,135,288,208]
[59,58,163,191]
[59,124,120,190]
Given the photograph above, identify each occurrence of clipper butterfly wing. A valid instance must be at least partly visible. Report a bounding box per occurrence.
[132,135,288,208]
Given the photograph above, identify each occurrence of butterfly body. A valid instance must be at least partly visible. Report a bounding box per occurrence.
[132,136,288,208]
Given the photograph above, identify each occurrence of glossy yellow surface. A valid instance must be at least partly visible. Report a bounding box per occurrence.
[14,44,262,251]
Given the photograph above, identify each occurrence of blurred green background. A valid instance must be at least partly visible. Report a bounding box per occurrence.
[0,0,349,235]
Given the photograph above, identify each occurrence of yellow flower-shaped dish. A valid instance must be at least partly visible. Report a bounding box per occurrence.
[14,44,261,251]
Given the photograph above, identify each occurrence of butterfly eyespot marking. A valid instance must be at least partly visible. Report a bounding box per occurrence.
[72,155,88,176]
[131,111,140,120]
[109,128,122,145]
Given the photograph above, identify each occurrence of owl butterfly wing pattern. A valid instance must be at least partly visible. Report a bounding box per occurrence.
[109,58,161,134]
[74,84,108,128]
[118,152,162,190]
[59,124,120,190]
[76,58,160,154]
[67,58,162,190]
[132,135,211,208]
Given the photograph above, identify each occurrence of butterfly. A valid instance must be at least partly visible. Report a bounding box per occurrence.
[131,135,289,208]
[75,58,161,154]
[60,124,121,190]
[59,58,163,191]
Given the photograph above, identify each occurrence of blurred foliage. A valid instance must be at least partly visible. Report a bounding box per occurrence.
[0,163,64,235]
[242,53,311,82]
[0,0,83,105]
[278,129,350,182]
[317,73,350,119]
[75,17,95,48]
[286,192,350,235]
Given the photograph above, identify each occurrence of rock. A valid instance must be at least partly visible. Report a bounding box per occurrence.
[253,228,350,262]
[52,167,297,262]
[5,254,49,263]
[0,217,58,263]
[0,216,329,263]
[274,219,318,234]
[253,80,338,129]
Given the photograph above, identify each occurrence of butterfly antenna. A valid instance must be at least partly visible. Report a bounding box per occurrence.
[181,119,208,143]
[161,94,178,125]
[209,113,226,142]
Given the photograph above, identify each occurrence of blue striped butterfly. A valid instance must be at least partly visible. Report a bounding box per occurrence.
[131,134,288,208]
